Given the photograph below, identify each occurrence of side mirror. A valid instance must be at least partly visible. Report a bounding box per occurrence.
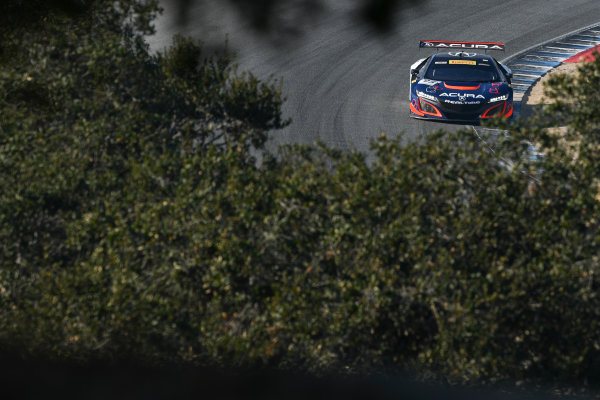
[410,57,428,81]
[499,63,513,80]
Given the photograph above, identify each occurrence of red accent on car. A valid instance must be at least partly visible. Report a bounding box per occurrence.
[481,101,505,118]
[489,87,499,94]
[420,40,505,46]
[504,103,514,118]
[418,98,443,117]
[444,83,481,90]
[410,99,425,116]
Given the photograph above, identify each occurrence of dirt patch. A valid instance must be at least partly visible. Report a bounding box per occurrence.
[519,61,589,164]
[519,63,579,120]
[518,63,583,142]
[517,54,600,200]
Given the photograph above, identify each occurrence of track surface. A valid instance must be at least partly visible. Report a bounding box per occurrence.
[149,0,600,152]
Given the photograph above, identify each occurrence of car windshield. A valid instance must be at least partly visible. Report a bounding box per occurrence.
[425,62,500,82]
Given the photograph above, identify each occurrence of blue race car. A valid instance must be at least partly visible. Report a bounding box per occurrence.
[410,41,513,121]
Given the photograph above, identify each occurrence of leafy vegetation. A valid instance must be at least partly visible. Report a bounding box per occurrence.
[1,0,600,393]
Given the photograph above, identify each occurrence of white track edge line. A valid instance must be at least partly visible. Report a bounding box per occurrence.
[501,20,600,64]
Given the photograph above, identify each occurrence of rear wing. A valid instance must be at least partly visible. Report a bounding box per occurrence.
[419,41,505,52]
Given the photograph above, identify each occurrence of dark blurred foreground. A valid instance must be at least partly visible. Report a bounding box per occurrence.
[0,0,425,35]
[0,350,575,400]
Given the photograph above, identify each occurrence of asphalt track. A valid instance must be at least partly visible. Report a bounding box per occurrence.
[149,0,600,152]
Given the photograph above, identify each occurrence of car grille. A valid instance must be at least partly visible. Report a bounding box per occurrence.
[438,101,489,119]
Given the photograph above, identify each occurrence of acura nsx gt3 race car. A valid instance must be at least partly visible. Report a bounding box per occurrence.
[409,41,514,121]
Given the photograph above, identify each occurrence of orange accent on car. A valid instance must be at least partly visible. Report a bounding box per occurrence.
[444,83,481,90]
[504,103,514,118]
[410,100,425,116]
[418,98,443,117]
[421,40,505,46]
[481,101,505,118]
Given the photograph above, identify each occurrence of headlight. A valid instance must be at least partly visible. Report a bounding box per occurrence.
[418,98,442,116]
[489,94,508,102]
[481,101,505,118]
[416,91,437,101]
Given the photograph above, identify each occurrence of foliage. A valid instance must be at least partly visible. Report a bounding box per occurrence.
[1,0,600,394]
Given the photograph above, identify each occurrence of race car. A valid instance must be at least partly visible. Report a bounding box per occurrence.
[409,41,514,121]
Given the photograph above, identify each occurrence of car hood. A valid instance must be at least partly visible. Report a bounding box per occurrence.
[415,79,510,102]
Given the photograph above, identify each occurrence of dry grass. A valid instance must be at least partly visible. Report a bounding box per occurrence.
[519,63,579,124]
[519,63,581,158]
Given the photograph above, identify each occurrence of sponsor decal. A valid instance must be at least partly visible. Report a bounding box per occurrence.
[449,60,476,65]
[440,92,486,101]
[448,52,477,57]
[489,95,508,102]
[416,91,436,101]
[444,100,481,105]
[435,61,448,64]
[418,79,441,86]
[419,41,505,51]
[425,84,442,93]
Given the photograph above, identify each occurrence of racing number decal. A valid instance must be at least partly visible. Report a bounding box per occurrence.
[449,60,476,65]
